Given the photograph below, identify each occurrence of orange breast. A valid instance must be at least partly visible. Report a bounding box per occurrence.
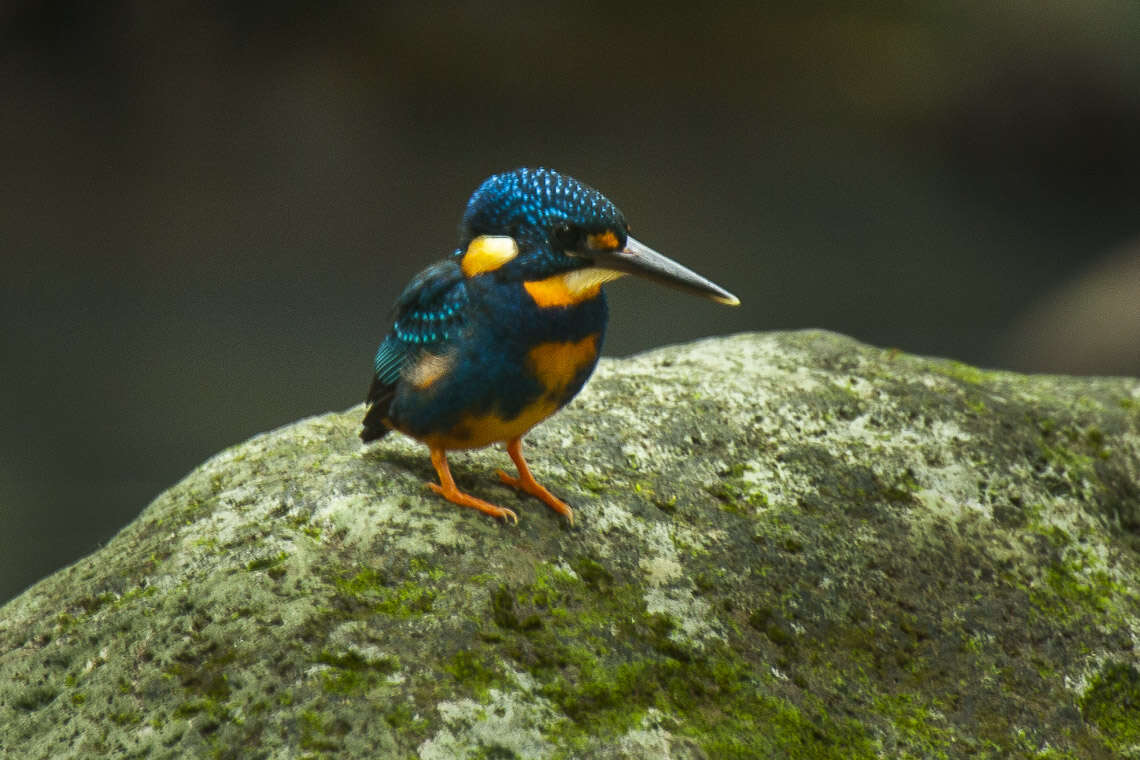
[526,333,600,398]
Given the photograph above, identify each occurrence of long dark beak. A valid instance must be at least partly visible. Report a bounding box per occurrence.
[592,236,740,306]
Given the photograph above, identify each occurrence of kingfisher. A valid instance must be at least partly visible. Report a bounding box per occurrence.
[361,168,738,524]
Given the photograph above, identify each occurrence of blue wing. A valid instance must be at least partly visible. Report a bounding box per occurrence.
[362,259,468,441]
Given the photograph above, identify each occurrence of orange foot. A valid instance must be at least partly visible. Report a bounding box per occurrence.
[496,437,574,525]
[429,447,518,524]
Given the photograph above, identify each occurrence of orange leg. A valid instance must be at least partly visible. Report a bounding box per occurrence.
[497,437,574,525]
[428,447,518,524]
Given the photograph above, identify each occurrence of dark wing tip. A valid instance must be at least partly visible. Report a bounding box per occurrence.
[360,416,391,443]
[361,376,395,442]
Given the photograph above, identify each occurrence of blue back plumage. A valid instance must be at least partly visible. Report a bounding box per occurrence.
[391,261,468,346]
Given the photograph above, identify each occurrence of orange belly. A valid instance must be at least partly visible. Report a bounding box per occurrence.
[417,333,600,449]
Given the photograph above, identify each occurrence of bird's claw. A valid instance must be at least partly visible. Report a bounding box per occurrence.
[427,482,517,524]
[497,469,574,526]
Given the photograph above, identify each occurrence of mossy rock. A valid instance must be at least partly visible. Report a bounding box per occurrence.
[2,331,1139,758]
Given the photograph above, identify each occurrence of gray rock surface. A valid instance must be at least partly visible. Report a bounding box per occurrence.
[2,331,1139,759]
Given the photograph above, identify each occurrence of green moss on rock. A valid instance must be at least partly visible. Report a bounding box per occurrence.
[1080,661,1140,752]
[2,331,1139,758]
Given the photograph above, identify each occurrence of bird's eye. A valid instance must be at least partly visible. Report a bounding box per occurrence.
[552,223,580,251]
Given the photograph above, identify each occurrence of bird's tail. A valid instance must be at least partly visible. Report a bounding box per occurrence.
[360,376,395,442]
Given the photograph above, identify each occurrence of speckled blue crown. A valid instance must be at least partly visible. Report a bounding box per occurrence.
[460,168,626,243]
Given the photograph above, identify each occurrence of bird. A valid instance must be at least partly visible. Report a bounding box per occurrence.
[361,168,738,524]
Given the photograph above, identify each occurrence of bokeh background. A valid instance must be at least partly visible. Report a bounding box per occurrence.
[4,1,1140,604]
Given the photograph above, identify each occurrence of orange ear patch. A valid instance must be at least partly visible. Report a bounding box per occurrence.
[461,235,519,277]
[587,230,620,251]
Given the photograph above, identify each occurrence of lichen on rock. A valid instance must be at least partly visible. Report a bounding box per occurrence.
[1,331,1139,758]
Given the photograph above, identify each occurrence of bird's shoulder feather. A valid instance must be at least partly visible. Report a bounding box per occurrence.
[391,258,469,344]
[362,258,469,441]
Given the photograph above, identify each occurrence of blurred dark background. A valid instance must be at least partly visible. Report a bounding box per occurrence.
[3,1,1139,604]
